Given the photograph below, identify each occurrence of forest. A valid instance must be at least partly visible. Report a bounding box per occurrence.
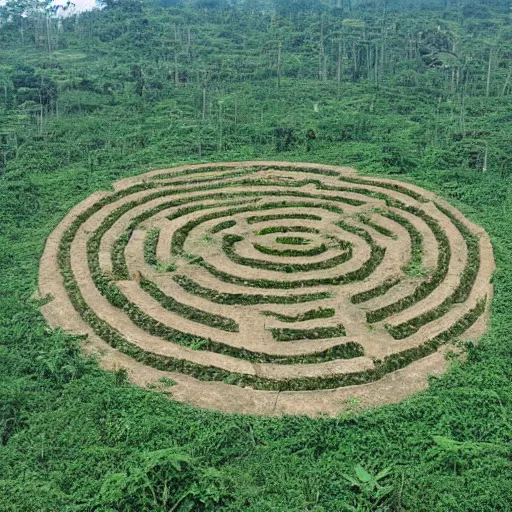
[1,0,512,510]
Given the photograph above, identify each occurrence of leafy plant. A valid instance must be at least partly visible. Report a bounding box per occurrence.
[341,465,394,511]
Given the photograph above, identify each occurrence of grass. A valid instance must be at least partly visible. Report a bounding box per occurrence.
[172,274,334,305]
[261,307,336,322]
[246,213,323,224]
[275,236,312,245]
[255,225,321,236]
[143,227,160,267]
[358,214,396,238]
[253,242,328,257]
[350,277,402,305]
[211,220,237,234]
[270,324,347,342]
[1,151,509,511]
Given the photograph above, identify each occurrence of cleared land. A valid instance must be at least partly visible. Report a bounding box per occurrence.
[39,162,494,416]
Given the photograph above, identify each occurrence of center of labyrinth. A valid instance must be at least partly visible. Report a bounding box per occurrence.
[39,162,494,416]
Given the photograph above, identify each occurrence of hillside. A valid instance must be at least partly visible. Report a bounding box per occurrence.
[1,1,512,510]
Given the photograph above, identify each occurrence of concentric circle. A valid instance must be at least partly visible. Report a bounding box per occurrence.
[39,162,494,416]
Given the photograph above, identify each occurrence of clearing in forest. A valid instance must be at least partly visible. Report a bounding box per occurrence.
[39,162,494,416]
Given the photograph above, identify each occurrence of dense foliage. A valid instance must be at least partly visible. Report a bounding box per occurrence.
[1,0,512,510]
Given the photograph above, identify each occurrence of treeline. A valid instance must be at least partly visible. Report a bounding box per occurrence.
[128,0,511,16]
[0,0,512,179]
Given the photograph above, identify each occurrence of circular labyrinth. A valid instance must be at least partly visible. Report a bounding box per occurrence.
[39,162,494,416]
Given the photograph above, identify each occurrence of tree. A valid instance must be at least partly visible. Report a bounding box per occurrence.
[0,0,49,42]
[99,0,143,12]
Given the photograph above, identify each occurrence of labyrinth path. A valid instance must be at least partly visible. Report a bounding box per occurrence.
[39,162,494,416]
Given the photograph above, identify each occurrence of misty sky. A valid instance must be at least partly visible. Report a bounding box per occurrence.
[56,0,98,11]
[0,0,98,13]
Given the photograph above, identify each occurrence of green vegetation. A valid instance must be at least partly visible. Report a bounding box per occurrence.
[271,324,347,342]
[386,204,482,339]
[351,277,402,305]
[140,276,239,333]
[253,242,328,258]
[367,206,451,323]
[223,233,352,273]
[246,213,322,224]
[152,167,260,183]
[256,225,320,236]
[275,236,311,245]
[210,219,236,234]
[111,230,132,279]
[143,227,160,266]
[196,221,384,288]
[171,198,346,255]
[1,0,511,510]
[358,214,396,238]
[166,201,237,223]
[261,307,336,323]
[381,210,425,276]
[173,274,333,305]
[340,177,429,203]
